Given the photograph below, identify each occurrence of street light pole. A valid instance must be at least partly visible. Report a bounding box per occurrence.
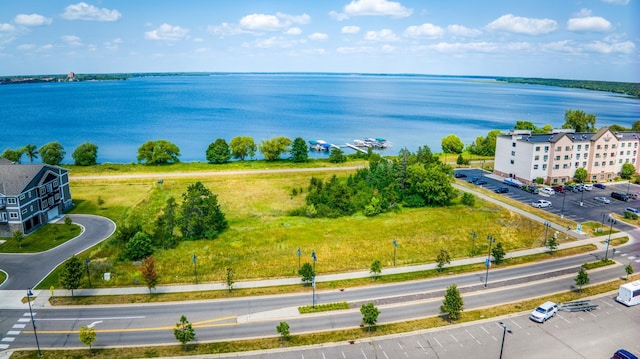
[297,247,301,271]
[561,191,566,218]
[543,222,551,247]
[27,288,42,357]
[192,254,198,284]
[470,231,477,257]
[484,235,495,288]
[605,218,616,260]
[311,251,317,308]
[392,239,398,266]
[498,321,512,359]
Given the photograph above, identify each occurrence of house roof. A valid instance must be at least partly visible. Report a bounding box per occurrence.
[0,163,67,196]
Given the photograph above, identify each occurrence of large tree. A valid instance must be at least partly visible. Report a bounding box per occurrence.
[206,138,231,164]
[1,148,23,163]
[621,163,636,179]
[229,136,257,161]
[298,262,315,284]
[72,142,98,166]
[562,109,596,132]
[123,231,154,261]
[290,137,309,163]
[178,181,228,240]
[22,144,38,163]
[137,140,181,165]
[441,134,464,154]
[406,163,457,206]
[259,136,292,161]
[39,141,66,165]
[574,167,588,183]
[153,197,179,249]
[440,284,464,321]
[60,255,83,297]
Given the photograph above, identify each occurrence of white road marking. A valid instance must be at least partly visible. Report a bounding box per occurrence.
[480,325,490,335]
[557,314,571,324]
[23,312,34,317]
[11,324,25,329]
[342,351,346,358]
[635,259,640,263]
[600,299,614,307]
[433,337,443,348]
[466,329,482,345]
[509,319,523,329]
[398,342,404,350]
[628,256,637,259]
[1,337,15,342]
[382,349,389,359]
[450,333,463,347]
[361,348,368,358]
[417,340,428,355]
[7,331,20,336]
[87,320,103,328]
[322,352,326,359]
[590,312,598,318]
[17,318,29,323]
[620,253,628,256]
[0,344,9,350]
[491,335,498,341]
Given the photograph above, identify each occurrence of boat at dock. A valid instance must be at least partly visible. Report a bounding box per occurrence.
[353,138,391,149]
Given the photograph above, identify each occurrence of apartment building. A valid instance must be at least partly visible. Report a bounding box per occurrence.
[494,127,639,185]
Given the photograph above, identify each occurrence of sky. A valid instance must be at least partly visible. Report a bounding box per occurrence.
[0,0,638,82]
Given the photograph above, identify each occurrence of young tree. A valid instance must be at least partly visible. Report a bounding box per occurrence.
[136,139,181,165]
[64,216,73,225]
[436,249,451,271]
[441,134,464,154]
[123,231,154,261]
[440,284,464,321]
[546,234,559,253]
[461,192,475,206]
[229,136,257,161]
[298,262,315,284]
[625,264,634,279]
[492,242,506,264]
[39,141,66,165]
[226,267,235,292]
[139,256,159,293]
[276,321,291,345]
[456,154,465,167]
[575,268,590,292]
[206,138,231,164]
[259,136,292,161]
[72,142,99,166]
[178,181,228,240]
[22,144,38,163]
[574,167,588,183]
[562,109,596,132]
[370,259,382,280]
[328,147,346,163]
[290,137,309,163]
[174,315,196,350]
[12,230,23,248]
[79,325,97,354]
[621,163,636,179]
[360,302,380,331]
[60,255,83,297]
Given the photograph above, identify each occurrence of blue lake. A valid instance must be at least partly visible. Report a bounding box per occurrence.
[1,73,638,163]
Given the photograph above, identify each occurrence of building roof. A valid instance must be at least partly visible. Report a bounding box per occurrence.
[500,128,640,145]
[0,163,67,196]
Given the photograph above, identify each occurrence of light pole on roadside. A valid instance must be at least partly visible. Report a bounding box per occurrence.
[579,185,584,206]
[297,247,301,271]
[498,321,512,359]
[392,239,398,266]
[561,190,566,218]
[311,251,317,308]
[543,222,551,246]
[470,231,477,257]
[27,288,42,357]
[605,218,616,260]
[484,235,496,288]
[192,254,198,284]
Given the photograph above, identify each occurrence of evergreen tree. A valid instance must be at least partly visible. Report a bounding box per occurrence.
[174,315,196,350]
[60,255,83,297]
[440,284,464,321]
[328,147,346,163]
[178,181,228,240]
[290,137,309,163]
[226,267,235,292]
[154,197,178,248]
[123,231,154,261]
[206,138,231,164]
[360,302,380,331]
[492,242,506,264]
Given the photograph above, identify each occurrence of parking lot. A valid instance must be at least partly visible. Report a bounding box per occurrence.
[455,168,640,225]
[232,295,639,359]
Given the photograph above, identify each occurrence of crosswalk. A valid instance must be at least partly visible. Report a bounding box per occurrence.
[0,312,33,351]
[618,252,640,263]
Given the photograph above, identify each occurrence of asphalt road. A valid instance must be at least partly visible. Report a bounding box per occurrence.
[0,214,115,290]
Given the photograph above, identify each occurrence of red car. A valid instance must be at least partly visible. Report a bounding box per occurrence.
[552,186,565,193]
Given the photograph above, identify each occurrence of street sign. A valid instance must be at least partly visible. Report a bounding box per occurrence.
[485,258,491,267]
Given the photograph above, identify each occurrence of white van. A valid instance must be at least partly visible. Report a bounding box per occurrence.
[540,187,555,195]
[529,301,558,323]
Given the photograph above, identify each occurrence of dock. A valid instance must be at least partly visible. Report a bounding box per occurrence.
[345,143,367,153]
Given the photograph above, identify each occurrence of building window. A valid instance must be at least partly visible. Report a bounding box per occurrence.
[556,146,561,151]
[7,198,16,204]
[542,164,547,170]
[533,164,539,170]
[534,155,540,161]
[561,178,567,183]
[577,144,582,150]
[576,153,581,159]
[603,153,607,158]
[595,154,600,158]
[512,142,516,147]
[535,146,540,151]
[565,146,571,151]
[585,145,589,150]
[594,162,599,166]
[609,161,614,165]
[544,146,549,152]
[511,151,515,156]
[600,174,605,179]
[612,144,616,149]
[601,161,606,166]
[575,162,579,168]
[543,155,548,161]
[563,164,569,169]
[554,164,560,169]
[621,151,624,155]
[510,159,514,164]
[621,143,625,147]
[597,145,601,149]
[555,156,560,161]
[583,161,587,167]
[592,175,597,181]
[564,155,569,160]
[610,152,615,157]
[9,212,18,219]
[604,144,608,150]
[552,178,558,184]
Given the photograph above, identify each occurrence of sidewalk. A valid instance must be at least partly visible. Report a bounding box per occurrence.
[1,229,627,310]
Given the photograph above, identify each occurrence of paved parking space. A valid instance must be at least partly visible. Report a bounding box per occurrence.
[232,295,639,358]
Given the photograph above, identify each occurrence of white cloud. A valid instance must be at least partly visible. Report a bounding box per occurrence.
[583,40,635,53]
[62,2,122,22]
[336,46,375,54]
[62,35,82,46]
[145,23,189,41]
[341,25,360,34]
[309,33,328,41]
[243,36,298,49]
[344,0,413,18]
[17,44,36,51]
[601,0,629,4]
[14,14,52,26]
[238,12,310,32]
[381,44,395,53]
[427,41,499,53]
[104,38,122,50]
[328,11,350,21]
[365,29,399,42]
[301,48,326,55]
[0,23,16,32]
[486,14,557,35]
[404,23,444,38]
[208,23,249,37]
[447,24,482,38]
[286,27,302,35]
[567,16,612,32]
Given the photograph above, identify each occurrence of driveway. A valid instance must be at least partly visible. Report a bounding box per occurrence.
[0,214,115,290]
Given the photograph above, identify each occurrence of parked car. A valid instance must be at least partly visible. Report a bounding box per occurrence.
[582,184,593,191]
[594,196,611,204]
[564,185,580,193]
[529,301,558,323]
[540,187,555,195]
[454,172,467,178]
[613,349,639,359]
[612,192,630,201]
[475,179,488,185]
[494,187,509,193]
[593,183,606,189]
[531,199,552,208]
[523,185,539,194]
[467,177,480,183]
[552,186,565,193]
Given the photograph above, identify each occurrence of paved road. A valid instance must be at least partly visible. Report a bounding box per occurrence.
[0,214,116,290]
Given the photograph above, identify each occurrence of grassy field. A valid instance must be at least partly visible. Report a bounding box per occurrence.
[14,273,639,359]
[36,160,579,289]
[0,223,81,253]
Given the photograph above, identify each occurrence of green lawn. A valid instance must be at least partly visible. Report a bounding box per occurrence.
[0,223,81,253]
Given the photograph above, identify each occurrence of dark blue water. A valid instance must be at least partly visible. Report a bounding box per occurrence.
[1,73,638,163]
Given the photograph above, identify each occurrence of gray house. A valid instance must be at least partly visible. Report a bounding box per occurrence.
[0,158,73,236]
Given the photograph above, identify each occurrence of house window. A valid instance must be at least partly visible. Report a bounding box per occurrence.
[21,208,27,215]
[39,186,46,196]
[7,198,16,204]
[54,193,60,201]
[19,194,25,200]
[9,212,18,219]
[0,213,6,222]
[533,164,539,170]
[41,199,47,208]
[53,179,59,188]
[535,146,540,151]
